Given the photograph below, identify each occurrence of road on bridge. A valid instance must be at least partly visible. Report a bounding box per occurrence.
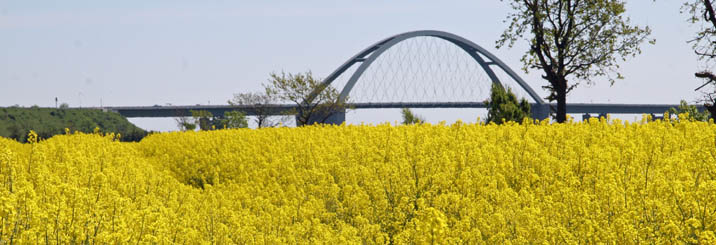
[97,102,697,122]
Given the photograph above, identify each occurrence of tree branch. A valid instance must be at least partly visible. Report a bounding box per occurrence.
[703,0,716,28]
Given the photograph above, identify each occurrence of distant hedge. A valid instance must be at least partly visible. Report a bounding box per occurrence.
[0,107,148,142]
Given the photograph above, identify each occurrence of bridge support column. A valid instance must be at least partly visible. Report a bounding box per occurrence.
[531,104,550,121]
[296,109,346,126]
[322,110,345,125]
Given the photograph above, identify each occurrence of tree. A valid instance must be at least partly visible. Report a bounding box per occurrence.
[190,110,216,131]
[667,100,710,122]
[176,119,196,131]
[264,71,349,126]
[187,110,247,130]
[683,1,716,120]
[684,0,716,62]
[497,0,652,122]
[401,108,425,125]
[175,110,196,131]
[229,92,283,128]
[485,84,532,124]
[222,111,249,129]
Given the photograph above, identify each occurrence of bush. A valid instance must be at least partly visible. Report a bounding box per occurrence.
[485,83,531,124]
[667,100,710,122]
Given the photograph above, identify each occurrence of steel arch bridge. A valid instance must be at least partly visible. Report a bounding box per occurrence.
[106,30,697,123]
[309,30,550,124]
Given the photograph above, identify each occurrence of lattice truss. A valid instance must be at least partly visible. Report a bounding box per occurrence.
[328,36,532,104]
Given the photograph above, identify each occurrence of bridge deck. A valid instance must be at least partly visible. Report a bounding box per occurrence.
[94,102,700,118]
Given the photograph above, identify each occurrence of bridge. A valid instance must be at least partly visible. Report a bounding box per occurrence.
[104,30,698,123]
[105,102,691,119]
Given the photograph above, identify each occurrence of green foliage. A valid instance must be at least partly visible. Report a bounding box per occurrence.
[222,111,249,129]
[191,110,212,131]
[485,84,531,124]
[180,121,197,131]
[667,100,710,122]
[0,107,147,142]
[175,112,196,131]
[229,92,281,128]
[401,108,425,125]
[497,0,652,123]
[264,71,349,126]
[190,110,248,130]
[191,110,217,130]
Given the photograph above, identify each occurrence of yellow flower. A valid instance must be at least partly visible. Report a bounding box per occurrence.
[1,117,714,243]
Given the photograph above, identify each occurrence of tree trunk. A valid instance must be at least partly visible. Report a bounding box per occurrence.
[555,77,568,123]
[257,117,265,128]
[706,103,716,122]
[695,71,716,121]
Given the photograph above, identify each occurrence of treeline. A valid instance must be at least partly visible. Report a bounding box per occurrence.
[0,106,148,142]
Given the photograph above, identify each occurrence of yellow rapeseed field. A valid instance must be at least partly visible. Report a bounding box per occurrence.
[1,116,716,244]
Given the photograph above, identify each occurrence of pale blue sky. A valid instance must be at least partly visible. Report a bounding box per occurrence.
[0,1,707,130]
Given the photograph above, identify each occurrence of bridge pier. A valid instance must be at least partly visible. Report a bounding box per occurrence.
[296,109,346,126]
[531,103,550,121]
[322,111,345,125]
